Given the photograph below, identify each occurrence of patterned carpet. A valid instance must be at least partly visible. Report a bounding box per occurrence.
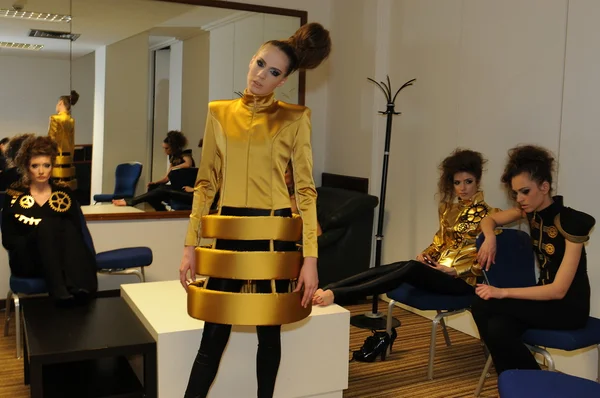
[0,299,499,397]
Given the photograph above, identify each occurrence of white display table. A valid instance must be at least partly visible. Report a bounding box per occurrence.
[121,280,350,398]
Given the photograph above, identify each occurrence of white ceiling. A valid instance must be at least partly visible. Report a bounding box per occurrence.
[0,0,242,59]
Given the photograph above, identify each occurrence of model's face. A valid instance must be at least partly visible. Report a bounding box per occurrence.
[29,155,52,184]
[55,100,62,113]
[511,172,550,213]
[247,45,288,96]
[162,143,172,155]
[453,172,478,201]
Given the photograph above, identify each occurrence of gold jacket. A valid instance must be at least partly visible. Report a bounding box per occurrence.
[48,111,75,155]
[422,191,498,286]
[185,91,318,258]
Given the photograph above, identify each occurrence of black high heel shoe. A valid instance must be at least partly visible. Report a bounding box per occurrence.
[388,327,398,353]
[352,329,394,362]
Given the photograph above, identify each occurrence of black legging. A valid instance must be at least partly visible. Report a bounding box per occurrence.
[9,216,98,299]
[184,207,295,398]
[126,184,192,211]
[324,260,474,303]
[471,295,589,374]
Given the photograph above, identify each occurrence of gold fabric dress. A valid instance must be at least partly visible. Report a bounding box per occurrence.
[186,90,318,325]
[422,191,499,286]
[48,111,77,190]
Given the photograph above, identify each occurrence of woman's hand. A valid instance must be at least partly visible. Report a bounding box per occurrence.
[147,181,156,188]
[477,235,497,271]
[428,259,458,277]
[179,246,196,291]
[182,186,194,193]
[475,284,507,300]
[416,253,427,263]
[294,257,318,308]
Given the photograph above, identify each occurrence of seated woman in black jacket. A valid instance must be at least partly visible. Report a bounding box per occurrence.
[113,130,195,211]
[2,136,97,304]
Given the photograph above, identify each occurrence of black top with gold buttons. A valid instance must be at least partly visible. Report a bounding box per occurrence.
[1,183,82,253]
[527,196,595,305]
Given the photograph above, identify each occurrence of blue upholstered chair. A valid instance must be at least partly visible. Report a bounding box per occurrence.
[93,162,142,203]
[385,228,534,380]
[3,205,152,358]
[474,231,600,396]
[167,167,198,211]
[498,370,600,397]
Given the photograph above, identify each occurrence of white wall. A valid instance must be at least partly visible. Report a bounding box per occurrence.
[182,32,210,165]
[0,55,69,140]
[101,33,150,195]
[71,52,96,145]
[152,48,171,182]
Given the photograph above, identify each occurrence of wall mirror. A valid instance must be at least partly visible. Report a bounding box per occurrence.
[0,0,306,220]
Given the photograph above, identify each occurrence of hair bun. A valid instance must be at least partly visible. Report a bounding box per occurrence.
[287,23,331,70]
[70,90,80,106]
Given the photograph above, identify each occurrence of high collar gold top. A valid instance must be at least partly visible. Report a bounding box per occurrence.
[423,191,499,286]
[48,111,75,155]
[185,90,318,258]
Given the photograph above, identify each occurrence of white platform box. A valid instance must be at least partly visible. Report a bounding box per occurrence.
[121,280,350,398]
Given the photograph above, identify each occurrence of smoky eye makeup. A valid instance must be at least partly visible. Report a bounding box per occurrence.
[465,179,474,184]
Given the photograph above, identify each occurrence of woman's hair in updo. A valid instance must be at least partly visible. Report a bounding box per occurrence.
[501,145,555,197]
[438,148,486,203]
[262,23,331,76]
[59,90,80,111]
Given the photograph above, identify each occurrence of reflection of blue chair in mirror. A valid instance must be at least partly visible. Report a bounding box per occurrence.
[3,205,152,359]
[93,162,143,203]
[498,369,600,397]
[167,167,197,210]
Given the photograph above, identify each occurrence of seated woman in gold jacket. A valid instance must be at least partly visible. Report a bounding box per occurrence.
[313,149,499,359]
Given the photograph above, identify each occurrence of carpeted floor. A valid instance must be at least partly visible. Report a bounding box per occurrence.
[0,299,499,397]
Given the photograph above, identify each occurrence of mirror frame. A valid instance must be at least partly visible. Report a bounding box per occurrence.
[84,0,308,221]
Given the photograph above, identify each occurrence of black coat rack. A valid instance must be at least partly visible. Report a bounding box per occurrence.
[350,76,416,331]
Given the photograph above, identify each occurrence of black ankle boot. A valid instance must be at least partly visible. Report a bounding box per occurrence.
[352,330,392,362]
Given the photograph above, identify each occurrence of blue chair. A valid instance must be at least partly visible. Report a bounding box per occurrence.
[93,162,142,203]
[386,228,534,380]
[167,167,197,210]
[474,230,600,395]
[3,205,152,358]
[498,370,600,397]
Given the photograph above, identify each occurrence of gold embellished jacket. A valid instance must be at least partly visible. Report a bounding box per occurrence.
[185,91,318,258]
[1,184,80,254]
[422,191,498,286]
[48,111,75,155]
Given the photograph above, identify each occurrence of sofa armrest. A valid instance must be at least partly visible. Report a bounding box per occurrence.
[317,187,378,230]
[317,228,345,249]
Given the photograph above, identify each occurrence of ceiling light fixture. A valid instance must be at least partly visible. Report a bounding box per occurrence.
[0,8,71,23]
[0,41,44,51]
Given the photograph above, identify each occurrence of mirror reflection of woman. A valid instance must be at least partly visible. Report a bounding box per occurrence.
[179,23,331,398]
[48,90,80,190]
[312,149,499,360]
[1,136,98,306]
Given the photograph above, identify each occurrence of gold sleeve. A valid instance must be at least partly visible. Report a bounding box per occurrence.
[291,109,318,258]
[422,203,446,260]
[48,116,58,141]
[185,107,221,246]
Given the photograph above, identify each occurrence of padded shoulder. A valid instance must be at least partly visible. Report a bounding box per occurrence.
[277,102,308,119]
[555,207,596,243]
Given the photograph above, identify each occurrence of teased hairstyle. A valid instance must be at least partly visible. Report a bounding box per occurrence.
[15,136,58,187]
[262,22,331,76]
[163,130,188,155]
[59,90,80,111]
[6,133,36,166]
[438,148,486,203]
[0,137,9,146]
[501,145,555,198]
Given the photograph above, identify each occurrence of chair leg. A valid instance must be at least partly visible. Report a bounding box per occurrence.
[140,267,146,282]
[438,311,452,347]
[474,354,493,397]
[527,345,554,371]
[4,290,12,337]
[428,316,440,380]
[15,295,21,359]
[386,300,396,356]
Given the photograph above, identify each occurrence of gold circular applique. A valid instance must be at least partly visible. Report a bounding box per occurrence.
[49,191,71,213]
[545,243,555,255]
[19,195,34,209]
[547,226,558,239]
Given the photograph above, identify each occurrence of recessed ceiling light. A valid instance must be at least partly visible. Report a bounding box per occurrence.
[0,42,44,51]
[29,29,80,41]
[0,8,71,23]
